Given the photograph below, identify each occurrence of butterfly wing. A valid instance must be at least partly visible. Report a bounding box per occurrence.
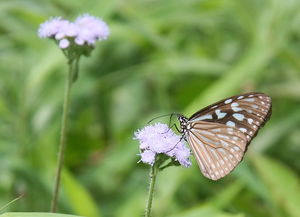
[188,92,272,144]
[186,121,248,180]
[184,92,272,180]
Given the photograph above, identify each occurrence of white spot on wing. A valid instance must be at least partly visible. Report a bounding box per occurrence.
[243,98,255,102]
[226,121,235,127]
[247,118,253,124]
[233,113,245,121]
[193,114,213,121]
[225,99,232,104]
[237,96,244,99]
[239,128,247,133]
[231,102,239,107]
[232,107,243,112]
[215,109,227,119]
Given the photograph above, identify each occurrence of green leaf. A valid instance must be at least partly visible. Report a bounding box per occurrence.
[167,204,244,217]
[251,155,300,217]
[62,170,101,217]
[114,191,145,217]
[0,213,82,217]
[208,180,244,208]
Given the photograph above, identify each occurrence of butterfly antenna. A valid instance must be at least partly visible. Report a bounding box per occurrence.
[147,112,181,124]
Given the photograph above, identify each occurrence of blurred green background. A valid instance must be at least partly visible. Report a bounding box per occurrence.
[0,0,300,217]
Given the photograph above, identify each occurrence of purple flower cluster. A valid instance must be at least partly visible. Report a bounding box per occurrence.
[134,123,191,167]
[38,14,109,49]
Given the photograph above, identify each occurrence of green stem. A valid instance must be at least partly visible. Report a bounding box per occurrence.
[0,194,24,212]
[145,163,158,217]
[51,59,75,212]
[72,56,80,82]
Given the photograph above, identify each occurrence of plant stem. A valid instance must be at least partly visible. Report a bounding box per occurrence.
[51,59,75,212]
[0,194,24,212]
[145,163,158,217]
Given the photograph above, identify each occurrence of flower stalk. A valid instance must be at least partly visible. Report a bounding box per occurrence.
[134,123,192,216]
[51,59,76,212]
[145,162,158,217]
[38,14,110,212]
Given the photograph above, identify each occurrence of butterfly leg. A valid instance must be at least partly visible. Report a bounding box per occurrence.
[174,124,181,133]
[162,112,178,133]
[166,133,186,153]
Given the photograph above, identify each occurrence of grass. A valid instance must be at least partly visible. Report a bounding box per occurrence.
[0,0,300,216]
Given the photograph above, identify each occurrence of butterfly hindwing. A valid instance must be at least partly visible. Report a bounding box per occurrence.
[186,121,248,180]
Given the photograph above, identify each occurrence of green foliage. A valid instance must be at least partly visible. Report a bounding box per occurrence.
[0,213,81,217]
[62,170,101,217]
[0,0,300,217]
[252,155,300,217]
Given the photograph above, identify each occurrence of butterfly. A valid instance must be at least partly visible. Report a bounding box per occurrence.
[176,92,272,180]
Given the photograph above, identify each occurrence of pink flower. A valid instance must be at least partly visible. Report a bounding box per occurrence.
[38,14,109,48]
[140,150,156,166]
[38,17,64,38]
[74,14,110,45]
[59,39,70,49]
[134,123,191,167]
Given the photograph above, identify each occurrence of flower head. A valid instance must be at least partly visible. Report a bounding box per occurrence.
[38,14,109,50]
[59,39,70,49]
[38,17,64,38]
[134,123,191,167]
[140,150,156,165]
[75,14,110,45]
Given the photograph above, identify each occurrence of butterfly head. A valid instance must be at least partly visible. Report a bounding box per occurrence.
[177,114,188,133]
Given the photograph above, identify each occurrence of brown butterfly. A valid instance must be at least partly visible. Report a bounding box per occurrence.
[177,92,272,180]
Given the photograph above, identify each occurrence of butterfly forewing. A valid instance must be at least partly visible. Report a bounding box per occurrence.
[182,92,272,180]
[188,92,272,143]
[186,121,247,180]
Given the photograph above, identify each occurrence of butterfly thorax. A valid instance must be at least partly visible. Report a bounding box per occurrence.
[177,114,189,134]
